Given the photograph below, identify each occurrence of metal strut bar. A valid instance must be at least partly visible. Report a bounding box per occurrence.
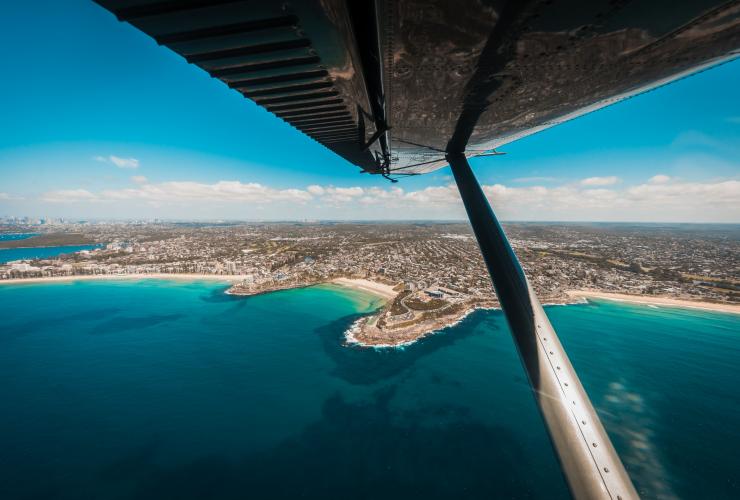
[445,152,638,500]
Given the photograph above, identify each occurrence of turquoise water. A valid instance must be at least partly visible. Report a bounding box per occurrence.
[0,244,101,263]
[0,280,738,499]
[0,233,38,242]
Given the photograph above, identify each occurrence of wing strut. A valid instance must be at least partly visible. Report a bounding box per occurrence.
[446,152,639,500]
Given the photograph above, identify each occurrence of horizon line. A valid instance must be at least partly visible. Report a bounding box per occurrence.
[2,217,739,226]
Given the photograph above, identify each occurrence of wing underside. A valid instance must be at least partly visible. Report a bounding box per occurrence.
[94,0,740,176]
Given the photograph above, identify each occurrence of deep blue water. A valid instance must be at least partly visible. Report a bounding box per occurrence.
[0,244,101,263]
[0,280,738,499]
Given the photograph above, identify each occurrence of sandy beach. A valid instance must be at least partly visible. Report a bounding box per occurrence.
[566,290,740,315]
[0,274,401,302]
[3,275,736,317]
[0,273,245,285]
[330,278,398,300]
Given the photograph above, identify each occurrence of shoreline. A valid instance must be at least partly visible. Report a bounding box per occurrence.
[0,274,399,302]
[224,281,316,297]
[329,278,398,301]
[223,277,397,301]
[0,243,99,251]
[2,275,736,315]
[1,277,736,349]
[344,303,498,349]
[0,273,246,285]
[566,290,740,315]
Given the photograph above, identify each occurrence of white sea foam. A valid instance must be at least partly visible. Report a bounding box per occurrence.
[343,317,365,346]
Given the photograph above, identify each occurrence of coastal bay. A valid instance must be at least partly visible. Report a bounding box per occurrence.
[0,279,738,498]
[2,273,737,347]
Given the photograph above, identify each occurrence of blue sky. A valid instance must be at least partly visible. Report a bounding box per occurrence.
[0,0,738,222]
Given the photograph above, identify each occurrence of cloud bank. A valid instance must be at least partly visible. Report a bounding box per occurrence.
[31,175,740,222]
[580,176,620,186]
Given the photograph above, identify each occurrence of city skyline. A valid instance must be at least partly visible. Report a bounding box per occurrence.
[0,1,738,222]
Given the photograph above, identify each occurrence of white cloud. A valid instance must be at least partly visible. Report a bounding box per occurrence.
[580,176,620,186]
[481,179,740,221]
[0,192,24,201]
[94,155,140,169]
[404,185,459,204]
[648,174,671,184]
[131,175,148,184]
[37,177,740,222]
[626,180,739,205]
[321,186,365,204]
[313,179,740,222]
[95,181,313,204]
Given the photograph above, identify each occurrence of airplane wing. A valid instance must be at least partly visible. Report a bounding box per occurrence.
[94,0,739,178]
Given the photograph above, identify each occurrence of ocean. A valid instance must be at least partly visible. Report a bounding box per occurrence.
[0,280,738,499]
